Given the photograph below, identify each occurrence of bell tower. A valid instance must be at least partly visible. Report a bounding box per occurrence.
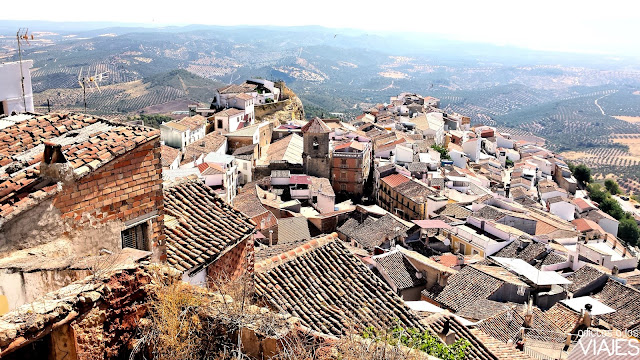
[302,117,331,179]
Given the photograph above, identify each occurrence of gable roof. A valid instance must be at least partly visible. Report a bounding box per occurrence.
[163,180,254,273]
[254,235,423,336]
[476,306,565,345]
[374,250,426,290]
[337,213,411,252]
[301,117,331,133]
[0,112,158,223]
[566,264,608,294]
[197,162,225,176]
[435,265,505,311]
[434,203,472,219]
[258,133,303,164]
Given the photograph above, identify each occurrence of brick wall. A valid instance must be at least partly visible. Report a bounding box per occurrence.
[207,236,254,283]
[52,139,165,261]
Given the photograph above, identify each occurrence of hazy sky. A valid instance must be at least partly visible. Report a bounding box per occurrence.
[5,0,640,55]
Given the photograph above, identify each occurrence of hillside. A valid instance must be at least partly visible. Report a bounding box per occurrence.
[32,69,223,115]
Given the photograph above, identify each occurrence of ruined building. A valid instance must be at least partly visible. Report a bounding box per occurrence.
[0,112,165,314]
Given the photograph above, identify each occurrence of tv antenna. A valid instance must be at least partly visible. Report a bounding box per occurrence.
[16,28,34,112]
[77,67,108,113]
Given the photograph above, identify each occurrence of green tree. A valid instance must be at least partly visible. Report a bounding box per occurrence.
[572,164,591,185]
[619,218,640,246]
[599,197,625,220]
[505,158,514,168]
[431,144,451,160]
[587,183,607,204]
[604,179,621,195]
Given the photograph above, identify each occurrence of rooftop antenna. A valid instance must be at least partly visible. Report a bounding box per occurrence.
[77,67,108,113]
[16,28,34,112]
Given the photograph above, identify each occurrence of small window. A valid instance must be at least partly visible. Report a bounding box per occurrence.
[217,119,223,129]
[121,223,147,250]
[313,136,319,150]
[340,184,347,191]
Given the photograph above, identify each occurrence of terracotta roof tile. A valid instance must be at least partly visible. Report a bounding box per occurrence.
[381,173,410,188]
[163,180,254,273]
[0,112,158,222]
[254,235,423,336]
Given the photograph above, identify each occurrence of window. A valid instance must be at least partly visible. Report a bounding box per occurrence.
[243,163,248,170]
[341,171,347,180]
[313,136,319,150]
[340,184,347,191]
[341,159,347,168]
[121,223,148,250]
[217,119,223,129]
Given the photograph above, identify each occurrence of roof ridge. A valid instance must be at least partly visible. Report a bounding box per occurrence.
[254,232,339,272]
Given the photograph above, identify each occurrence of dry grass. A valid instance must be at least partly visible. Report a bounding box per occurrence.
[613,115,640,124]
[611,137,640,157]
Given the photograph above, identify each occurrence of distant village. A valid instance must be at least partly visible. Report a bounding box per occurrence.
[1,58,640,360]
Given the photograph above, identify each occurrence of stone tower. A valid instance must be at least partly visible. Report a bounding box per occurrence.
[302,117,331,179]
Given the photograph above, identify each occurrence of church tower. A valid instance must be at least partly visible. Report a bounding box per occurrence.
[302,117,331,179]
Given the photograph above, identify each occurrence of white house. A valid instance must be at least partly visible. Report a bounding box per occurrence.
[0,60,34,115]
[449,149,468,169]
[311,177,336,214]
[213,108,247,133]
[227,93,255,122]
[200,153,238,204]
[462,138,481,162]
[160,115,207,150]
[547,197,575,221]
[424,112,445,145]
[496,133,516,149]
[585,210,620,237]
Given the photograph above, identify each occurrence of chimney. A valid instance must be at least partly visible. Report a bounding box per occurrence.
[269,229,274,247]
[43,141,66,164]
[40,141,74,183]
[582,303,593,327]
[523,299,534,328]
[438,318,457,345]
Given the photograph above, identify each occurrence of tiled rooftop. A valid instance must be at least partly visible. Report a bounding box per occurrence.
[301,117,331,133]
[161,145,181,167]
[374,251,426,290]
[594,279,640,330]
[182,132,227,165]
[434,265,505,312]
[254,235,423,335]
[0,112,158,222]
[163,180,254,273]
[337,213,410,252]
[566,264,608,294]
[381,173,411,188]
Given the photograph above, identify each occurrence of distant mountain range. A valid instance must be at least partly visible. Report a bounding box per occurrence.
[2,21,640,190]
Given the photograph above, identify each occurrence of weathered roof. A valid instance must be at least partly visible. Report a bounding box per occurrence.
[492,239,547,264]
[214,108,245,117]
[0,112,158,223]
[277,216,311,244]
[161,145,181,167]
[197,162,225,176]
[455,299,512,321]
[311,176,334,196]
[182,132,227,165]
[381,173,411,188]
[394,180,435,204]
[434,203,472,219]
[301,117,331,133]
[175,115,207,130]
[572,218,605,234]
[254,235,423,336]
[163,180,254,273]
[476,306,565,344]
[217,83,256,94]
[544,302,581,333]
[594,279,640,330]
[435,265,505,312]
[258,133,303,165]
[337,213,410,252]
[374,251,426,290]
[566,264,608,294]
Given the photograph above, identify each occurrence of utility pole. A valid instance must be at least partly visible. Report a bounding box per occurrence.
[16,28,32,112]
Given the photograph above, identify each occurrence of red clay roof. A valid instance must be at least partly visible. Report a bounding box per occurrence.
[197,162,225,175]
[572,218,605,234]
[301,118,331,133]
[0,112,158,222]
[381,173,411,188]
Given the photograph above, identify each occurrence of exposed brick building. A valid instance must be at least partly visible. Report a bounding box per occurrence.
[0,112,165,313]
[163,180,255,285]
[302,117,331,179]
[331,140,371,196]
